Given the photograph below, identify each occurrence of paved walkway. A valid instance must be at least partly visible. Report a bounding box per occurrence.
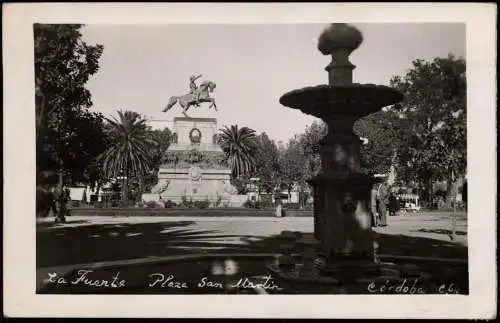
[36,212,467,245]
[36,212,468,291]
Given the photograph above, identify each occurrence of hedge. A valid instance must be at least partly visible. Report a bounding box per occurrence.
[68,208,313,217]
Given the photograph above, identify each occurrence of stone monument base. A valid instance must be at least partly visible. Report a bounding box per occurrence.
[151,167,236,204]
[148,116,238,206]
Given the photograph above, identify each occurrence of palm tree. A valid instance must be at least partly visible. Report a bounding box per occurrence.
[218,125,258,178]
[100,110,156,202]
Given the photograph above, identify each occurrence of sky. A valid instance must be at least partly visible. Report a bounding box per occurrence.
[81,23,465,143]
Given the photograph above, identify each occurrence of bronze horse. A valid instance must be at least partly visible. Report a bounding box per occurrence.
[162,81,217,117]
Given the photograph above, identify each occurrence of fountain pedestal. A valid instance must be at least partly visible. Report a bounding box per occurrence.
[273,23,404,283]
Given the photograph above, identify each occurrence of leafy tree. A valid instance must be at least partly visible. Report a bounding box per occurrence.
[389,54,466,206]
[297,121,327,179]
[143,127,171,192]
[100,110,157,202]
[354,110,401,176]
[218,125,258,178]
[230,176,251,195]
[252,132,281,193]
[35,24,105,222]
[256,121,327,207]
[278,136,309,203]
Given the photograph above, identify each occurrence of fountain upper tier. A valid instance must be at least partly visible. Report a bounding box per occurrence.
[280,24,403,119]
[279,84,403,119]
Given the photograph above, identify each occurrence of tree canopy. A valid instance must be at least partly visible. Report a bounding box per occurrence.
[143,127,171,192]
[101,111,156,177]
[35,24,106,187]
[245,52,466,209]
[252,132,281,193]
[354,110,400,176]
[389,54,466,203]
[218,125,258,178]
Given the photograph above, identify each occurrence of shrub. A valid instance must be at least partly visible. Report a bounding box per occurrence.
[164,200,178,208]
[194,200,210,209]
[117,200,136,208]
[180,197,195,208]
[180,195,194,208]
[243,200,274,209]
[258,200,274,209]
[71,200,80,207]
[437,198,446,209]
[214,195,222,208]
[146,201,158,208]
[94,201,104,208]
[243,200,256,208]
[286,203,301,209]
[304,203,314,211]
[434,189,447,199]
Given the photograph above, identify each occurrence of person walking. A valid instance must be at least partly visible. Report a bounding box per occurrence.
[275,199,283,218]
[376,181,389,227]
[388,190,399,217]
[370,182,379,227]
[462,180,467,210]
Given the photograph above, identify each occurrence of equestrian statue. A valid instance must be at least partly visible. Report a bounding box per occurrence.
[162,74,218,117]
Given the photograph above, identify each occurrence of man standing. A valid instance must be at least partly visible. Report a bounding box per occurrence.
[377,181,389,227]
[370,182,379,227]
[388,189,399,217]
[462,180,467,210]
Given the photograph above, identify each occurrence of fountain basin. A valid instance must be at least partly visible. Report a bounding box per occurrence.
[280,84,403,118]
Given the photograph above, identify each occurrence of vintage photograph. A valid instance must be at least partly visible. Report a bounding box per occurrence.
[3,2,497,319]
[34,22,469,295]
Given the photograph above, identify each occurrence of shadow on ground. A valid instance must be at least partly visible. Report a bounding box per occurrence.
[36,219,90,229]
[37,220,469,294]
[37,220,468,269]
[37,220,266,268]
[412,228,467,236]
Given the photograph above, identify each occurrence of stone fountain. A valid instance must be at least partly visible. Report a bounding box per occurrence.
[268,23,407,287]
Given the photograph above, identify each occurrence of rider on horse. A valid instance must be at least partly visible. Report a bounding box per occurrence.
[162,76,217,116]
[189,74,202,107]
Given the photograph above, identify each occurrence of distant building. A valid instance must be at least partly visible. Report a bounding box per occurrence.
[245,178,300,204]
[68,186,86,201]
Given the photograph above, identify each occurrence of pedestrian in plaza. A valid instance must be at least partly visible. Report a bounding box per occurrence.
[462,180,467,210]
[370,182,379,227]
[275,197,284,218]
[388,190,399,217]
[376,181,390,227]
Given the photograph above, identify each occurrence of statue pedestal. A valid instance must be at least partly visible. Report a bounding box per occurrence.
[151,116,236,204]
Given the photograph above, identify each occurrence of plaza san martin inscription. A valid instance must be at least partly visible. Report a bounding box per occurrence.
[44,270,460,294]
[44,270,283,292]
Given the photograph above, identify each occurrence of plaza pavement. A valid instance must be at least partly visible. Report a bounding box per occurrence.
[36,212,467,289]
[36,211,467,245]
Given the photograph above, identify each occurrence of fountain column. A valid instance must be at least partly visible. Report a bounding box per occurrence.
[280,24,403,275]
[314,24,373,266]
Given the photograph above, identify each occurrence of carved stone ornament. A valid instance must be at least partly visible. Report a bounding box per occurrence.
[189,166,202,181]
[189,128,202,144]
[187,149,203,164]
